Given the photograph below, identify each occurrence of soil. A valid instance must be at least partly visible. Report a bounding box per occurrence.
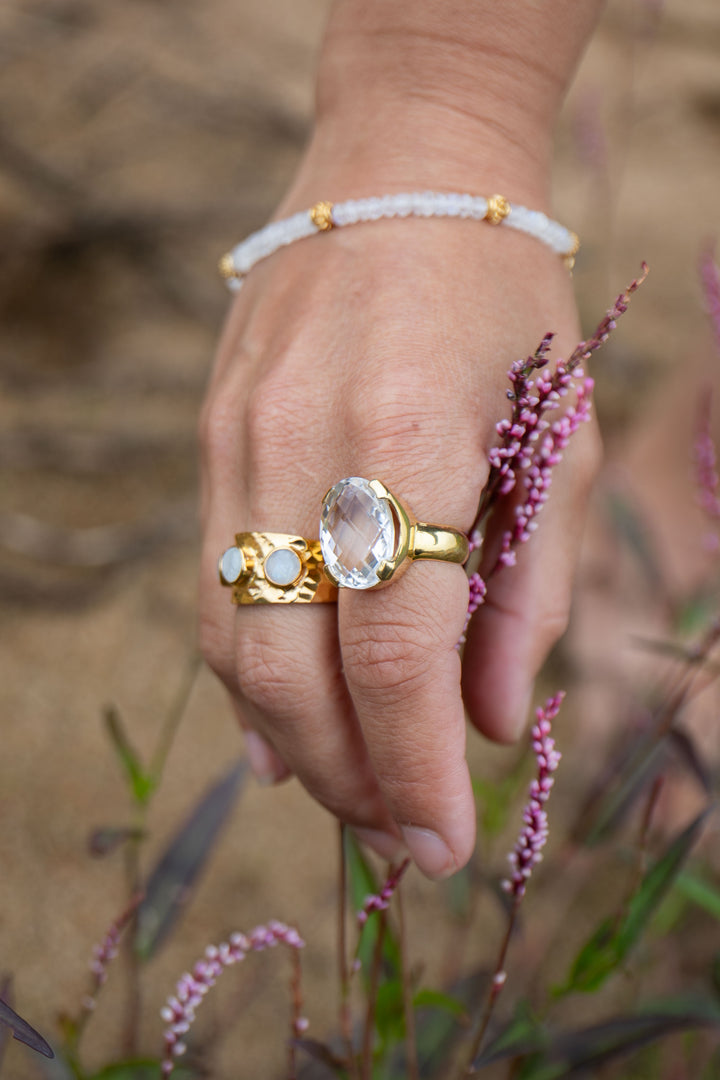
[1,1,720,1077]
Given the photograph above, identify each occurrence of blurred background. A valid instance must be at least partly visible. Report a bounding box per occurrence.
[1,0,720,1076]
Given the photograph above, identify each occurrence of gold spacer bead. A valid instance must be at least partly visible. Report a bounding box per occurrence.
[310,201,335,231]
[563,232,581,273]
[218,252,237,280]
[485,194,511,225]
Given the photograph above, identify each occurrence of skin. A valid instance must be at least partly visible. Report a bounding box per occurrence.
[199,0,605,879]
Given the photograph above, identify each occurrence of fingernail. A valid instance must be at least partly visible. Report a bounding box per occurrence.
[401,826,456,880]
[244,730,285,785]
[353,827,407,862]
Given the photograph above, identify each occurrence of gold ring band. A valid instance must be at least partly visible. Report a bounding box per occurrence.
[219,532,338,604]
[409,523,469,564]
[320,477,469,590]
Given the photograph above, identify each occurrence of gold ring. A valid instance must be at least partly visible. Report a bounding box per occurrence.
[320,477,469,590]
[219,532,338,604]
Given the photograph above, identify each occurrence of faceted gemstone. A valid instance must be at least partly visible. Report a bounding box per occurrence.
[320,477,395,589]
[264,547,302,587]
[220,546,245,584]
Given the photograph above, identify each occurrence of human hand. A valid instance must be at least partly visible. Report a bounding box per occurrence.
[198,0,604,879]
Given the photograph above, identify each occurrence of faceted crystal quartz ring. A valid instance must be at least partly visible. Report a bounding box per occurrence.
[320,477,470,590]
[219,532,338,604]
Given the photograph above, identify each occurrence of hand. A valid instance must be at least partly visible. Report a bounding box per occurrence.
[198,0,604,878]
[198,198,600,879]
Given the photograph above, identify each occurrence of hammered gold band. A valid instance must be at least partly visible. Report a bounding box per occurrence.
[219,532,337,604]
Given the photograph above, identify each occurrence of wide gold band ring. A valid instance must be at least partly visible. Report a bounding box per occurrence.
[219,532,338,604]
[320,477,469,590]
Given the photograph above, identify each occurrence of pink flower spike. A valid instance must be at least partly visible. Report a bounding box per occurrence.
[356,858,410,929]
[82,894,143,1015]
[501,693,564,899]
[160,922,305,1078]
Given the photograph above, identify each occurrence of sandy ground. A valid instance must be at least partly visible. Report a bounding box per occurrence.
[1,1,720,1077]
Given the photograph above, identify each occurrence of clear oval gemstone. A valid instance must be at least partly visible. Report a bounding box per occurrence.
[320,477,395,589]
[220,546,245,584]
[264,547,303,587]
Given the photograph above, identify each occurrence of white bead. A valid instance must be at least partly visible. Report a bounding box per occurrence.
[223,193,577,291]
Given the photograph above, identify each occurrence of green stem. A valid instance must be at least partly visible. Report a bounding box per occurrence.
[361,913,387,1080]
[396,879,419,1080]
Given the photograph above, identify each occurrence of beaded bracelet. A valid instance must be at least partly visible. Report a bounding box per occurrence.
[219,192,580,290]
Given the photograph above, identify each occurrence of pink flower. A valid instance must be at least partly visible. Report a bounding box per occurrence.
[160,921,305,1077]
[357,859,410,928]
[502,693,563,899]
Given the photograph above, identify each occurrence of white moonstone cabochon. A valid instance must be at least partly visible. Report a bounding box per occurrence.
[320,476,395,589]
[220,546,245,584]
[264,547,303,587]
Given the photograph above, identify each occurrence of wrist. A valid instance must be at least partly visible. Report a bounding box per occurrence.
[279,0,603,215]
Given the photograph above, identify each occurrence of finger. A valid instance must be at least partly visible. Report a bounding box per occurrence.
[199,353,405,855]
[338,462,482,881]
[462,418,602,742]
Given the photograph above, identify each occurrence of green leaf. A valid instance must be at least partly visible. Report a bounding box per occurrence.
[134,761,247,959]
[617,808,711,955]
[344,830,400,982]
[559,809,711,996]
[673,869,720,921]
[556,916,618,996]
[443,864,473,920]
[104,706,155,806]
[476,1000,548,1067]
[375,978,405,1047]
[412,988,467,1021]
[578,735,666,847]
[525,1000,720,1079]
[412,970,487,1078]
[481,997,720,1077]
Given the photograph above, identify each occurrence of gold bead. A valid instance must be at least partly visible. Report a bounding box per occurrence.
[563,232,581,273]
[218,252,237,280]
[485,194,511,225]
[310,201,334,231]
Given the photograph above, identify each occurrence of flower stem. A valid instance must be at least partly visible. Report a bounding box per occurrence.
[459,896,520,1076]
[338,825,360,1080]
[396,878,419,1080]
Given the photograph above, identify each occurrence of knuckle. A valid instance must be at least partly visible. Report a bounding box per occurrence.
[381,756,467,812]
[343,621,437,704]
[235,631,305,717]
